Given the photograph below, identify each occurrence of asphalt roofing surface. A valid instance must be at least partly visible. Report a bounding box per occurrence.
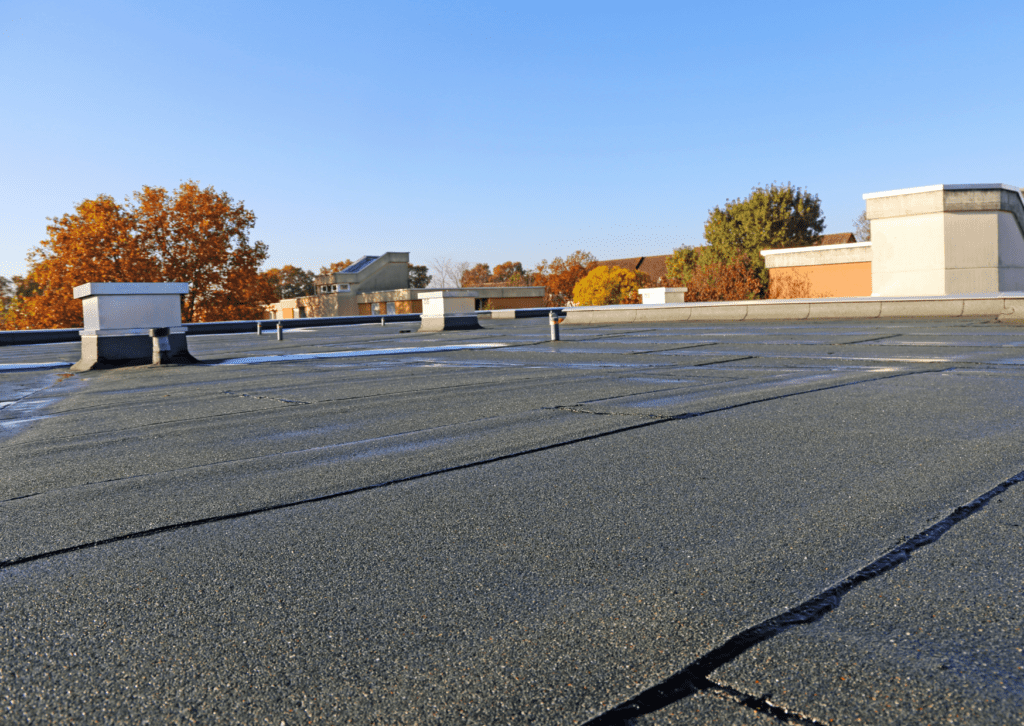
[1,317,1022,725]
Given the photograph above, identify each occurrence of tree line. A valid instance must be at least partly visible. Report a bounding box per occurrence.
[0,180,851,329]
[0,182,433,330]
[441,183,848,306]
[433,251,602,307]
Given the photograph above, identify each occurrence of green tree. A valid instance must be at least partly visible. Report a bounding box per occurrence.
[692,183,825,294]
[408,264,431,288]
[666,246,701,287]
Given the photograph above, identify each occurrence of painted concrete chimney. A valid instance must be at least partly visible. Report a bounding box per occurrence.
[864,184,1024,296]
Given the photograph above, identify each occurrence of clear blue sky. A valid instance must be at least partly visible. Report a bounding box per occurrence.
[3,0,1023,281]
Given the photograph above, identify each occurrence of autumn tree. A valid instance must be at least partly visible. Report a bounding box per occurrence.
[458,260,531,287]
[673,249,761,302]
[318,259,354,275]
[491,261,530,286]
[265,265,315,300]
[127,182,273,323]
[461,263,492,287]
[12,182,274,329]
[408,264,431,288]
[572,266,649,306]
[534,250,597,306]
[18,194,159,329]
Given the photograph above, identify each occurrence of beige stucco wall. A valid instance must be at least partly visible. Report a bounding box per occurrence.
[865,184,1024,296]
[870,213,947,296]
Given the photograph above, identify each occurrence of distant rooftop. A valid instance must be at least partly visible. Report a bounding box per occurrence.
[595,255,670,284]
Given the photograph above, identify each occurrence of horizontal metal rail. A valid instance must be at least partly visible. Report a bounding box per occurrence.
[0,307,563,347]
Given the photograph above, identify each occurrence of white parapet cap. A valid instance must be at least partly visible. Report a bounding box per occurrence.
[417,290,477,299]
[73,282,190,299]
[761,241,872,257]
[862,183,1021,200]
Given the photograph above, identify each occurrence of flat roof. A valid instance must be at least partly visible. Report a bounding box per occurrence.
[2,316,1023,723]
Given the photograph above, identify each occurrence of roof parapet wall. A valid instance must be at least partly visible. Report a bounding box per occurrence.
[761,242,872,269]
[864,184,1024,239]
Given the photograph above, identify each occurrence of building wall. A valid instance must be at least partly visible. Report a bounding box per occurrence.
[762,242,872,299]
[264,299,306,319]
[359,300,423,315]
[357,286,546,314]
[865,184,1024,296]
[322,252,411,293]
[870,213,947,296]
[769,262,872,298]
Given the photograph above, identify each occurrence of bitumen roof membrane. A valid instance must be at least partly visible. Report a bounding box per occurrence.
[1,316,1022,724]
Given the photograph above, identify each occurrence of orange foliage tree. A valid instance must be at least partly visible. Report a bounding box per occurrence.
[572,266,649,306]
[12,182,274,329]
[491,261,530,285]
[460,263,492,287]
[458,260,532,287]
[679,251,761,302]
[317,260,354,275]
[534,250,596,306]
[18,195,159,329]
[264,265,316,300]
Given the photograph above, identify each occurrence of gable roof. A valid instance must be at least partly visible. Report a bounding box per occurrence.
[815,232,856,246]
[594,255,671,284]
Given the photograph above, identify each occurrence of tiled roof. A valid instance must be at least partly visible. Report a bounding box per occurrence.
[594,255,671,284]
[815,232,856,246]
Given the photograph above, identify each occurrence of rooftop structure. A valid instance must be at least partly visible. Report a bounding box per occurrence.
[763,183,1024,299]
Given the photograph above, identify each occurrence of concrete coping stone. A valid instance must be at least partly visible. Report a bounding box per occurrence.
[73,282,190,298]
[564,292,1024,324]
[418,290,477,299]
[761,242,872,256]
[81,326,188,337]
[570,292,1024,312]
[863,183,1021,200]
